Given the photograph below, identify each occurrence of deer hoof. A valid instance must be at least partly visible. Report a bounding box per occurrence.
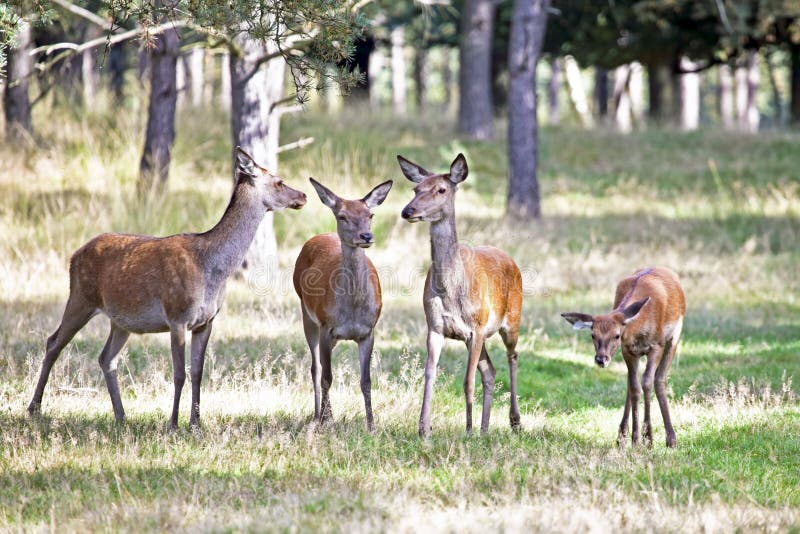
[27,402,42,417]
[666,433,677,448]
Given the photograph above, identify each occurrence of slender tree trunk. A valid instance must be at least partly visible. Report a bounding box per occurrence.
[187,46,204,107]
[613,64,632,133]
[735,52,759,132]
[718,63,734,129]
[679,57,700,131]
[413,45,426,110]
[229,31,286,276]
[391,25,407,115]
[220,52,231,110]
[548,57,562,125]
[765,52,783,124]
[647,62,673,123]
[790,42,800,125]
[594,67,609,120]
[82,25,101,108]
[506,0,549,220]
[3,20,33,141]
[176,54,186,107]
[138,22,180,193]
[458,0,495,139]
[368,45,385,109]
[109,43,126,103]
[564,56,593,128]
[629,62,644,125]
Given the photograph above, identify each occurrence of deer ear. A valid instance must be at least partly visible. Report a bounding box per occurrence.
[363,180,393,208]
[396,155,430,183]
[309,177,339,209]
[621,297,650,324]
[448,153,468,184]
[235,146,256,177]
[561,312,594,330]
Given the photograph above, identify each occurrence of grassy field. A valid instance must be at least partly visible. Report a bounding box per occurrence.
[0,102,798,532]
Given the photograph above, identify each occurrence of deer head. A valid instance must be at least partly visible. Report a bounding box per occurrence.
[398,153,468,223]
[561,297,650,367]
[235,147,307,211]
[309,178,393,248]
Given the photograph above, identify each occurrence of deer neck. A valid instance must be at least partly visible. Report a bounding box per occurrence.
[338,242,373,306]
[429,214,465,295]
[202,184,267,280]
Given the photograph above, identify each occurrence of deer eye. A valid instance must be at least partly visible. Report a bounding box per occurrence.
[338,215,347,222]
[615,334,620,339]
[275,180,284,188]
[438,187,446,194]
[369,213,374,219]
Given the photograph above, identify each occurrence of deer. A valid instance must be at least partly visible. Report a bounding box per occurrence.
[27,147,307,428]
[397,153,523,438]
[561,267,686,448]
[293,178,393,431]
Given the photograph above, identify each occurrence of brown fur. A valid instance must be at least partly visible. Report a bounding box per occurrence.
[562,267,686,448]
[28,147,307,428]
[292,179,392,431]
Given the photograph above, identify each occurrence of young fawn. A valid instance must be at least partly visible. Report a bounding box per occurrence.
[28,148,307,428]
[293,178,393,431]
[562,267,686,448]
[398,153,523,437]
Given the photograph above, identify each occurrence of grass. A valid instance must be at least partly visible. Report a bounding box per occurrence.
[0,97,798,531]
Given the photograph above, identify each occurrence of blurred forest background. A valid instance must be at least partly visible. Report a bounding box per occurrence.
[0,1,798,531]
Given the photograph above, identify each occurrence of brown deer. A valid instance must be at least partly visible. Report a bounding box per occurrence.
[293,178,393,431]
[398,153,523,437]
[27,147,307,428]
[561,267,686,448]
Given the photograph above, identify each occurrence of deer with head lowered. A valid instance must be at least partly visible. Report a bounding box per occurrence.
[398,153,523,437]
[293,178,393,431]
[28,147,307,428]
[562,267,686,448]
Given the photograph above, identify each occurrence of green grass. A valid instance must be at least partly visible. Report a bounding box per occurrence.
[0,98,798,531]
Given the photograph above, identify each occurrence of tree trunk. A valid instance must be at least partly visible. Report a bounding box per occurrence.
[3,20,33,141]
[765,52,783,124]
[647,62,675,123]
[679,57,700,131]
[594,67,609,120]
[138,23,180,193]
[735,52,759,132]
[109,43,127,103]
[506,0,549,220]
[718,64,734,129]
[413,45,426,110]
[391,25,407,115]
[458,0,495,139]
[186,46,204,107]
[612,64,632,133]
[368,45,385,109]
[629,62,644,125]
[82,25,101,108]
[220,52,231,110]
[790,43,800,125]
[176,54,186,107]
[548,57,561,125]
[564,56,593,128]
[229,32,286,276]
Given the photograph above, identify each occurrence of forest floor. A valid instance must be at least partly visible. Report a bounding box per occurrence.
[0,105,798,531]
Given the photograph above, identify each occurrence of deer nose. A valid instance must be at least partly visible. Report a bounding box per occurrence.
[359,232,373,243]
[401,206,415,219]
[595,355,609,368]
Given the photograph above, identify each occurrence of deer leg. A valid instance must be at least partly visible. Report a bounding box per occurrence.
[357,332,375,432]
[617,389,631,448]
[477,344,496,434]
[463,332,486,436]
[319,332,336,424]
[641,345,663,448]
[28,298,97,416]
[169,325,187,429]
[189,320,213,428]
[655,336,679,448]
[97,324,131,423]
[624,353,641,445]
[500,327,521,431]
[302,309,322,421]
[419,330,444,438]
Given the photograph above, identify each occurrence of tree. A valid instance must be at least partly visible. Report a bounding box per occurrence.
[138,2,180,193]
[458,0,495,139]
[3,18,33,141]
[506,0,550,219]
